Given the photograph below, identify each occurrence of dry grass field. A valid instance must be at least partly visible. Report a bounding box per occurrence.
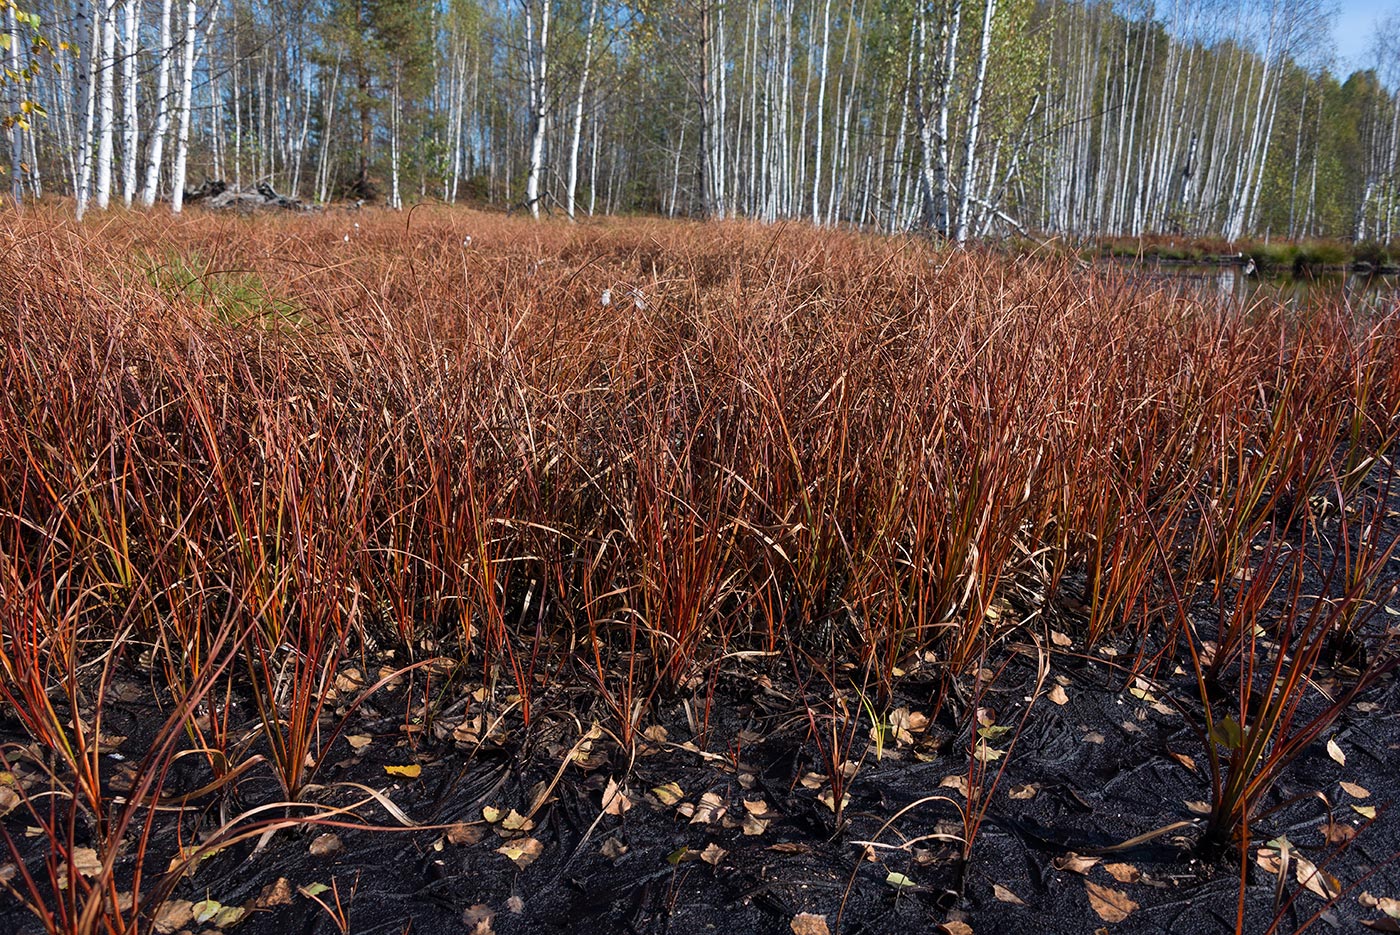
[1,206,1398,934]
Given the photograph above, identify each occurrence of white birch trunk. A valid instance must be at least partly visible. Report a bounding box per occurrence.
[954,0,995,243]
[170,0,198,214]
[76,0,102,220]
[140,0,175,206]
[120,0,138,205]
[95,0,117,209]
[8,6,20,205]
[566,0,598,219]
[524,0,550,219]
[810,0,830,225]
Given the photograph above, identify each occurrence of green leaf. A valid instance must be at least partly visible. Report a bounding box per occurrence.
[886,872,917,890]
[1211,716,1243,750]
[191,899,223,924]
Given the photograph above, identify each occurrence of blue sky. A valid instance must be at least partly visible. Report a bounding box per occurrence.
[1332,0,1397,70]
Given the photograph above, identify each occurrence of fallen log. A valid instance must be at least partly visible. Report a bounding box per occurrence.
[182,179,316,212]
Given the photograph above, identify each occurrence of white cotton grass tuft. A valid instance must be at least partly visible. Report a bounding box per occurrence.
[343,234,350,242]
[600,288,612,307]
[463,235,473,247]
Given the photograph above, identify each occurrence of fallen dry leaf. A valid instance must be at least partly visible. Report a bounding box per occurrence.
[1083,731,1105,745]
[1186,800,1212,815]
[1166,749,1197,771]
[993,883,1025,905]
[462,903,495,935]
[700,842,727,865]
[69,847,103,879]
[769,842,811,854]
[447,823,485,845]
[334,668,366,693]
[1327,738,1346,766]
[153,899,194,934]
[384,763,421,779]
[1008,783,1038,800]
[1340,782,1371,799]
[1051,630,1072,647]
[1322,821,1357,846]
[600,837,627,859]
[496,837,543,869]
[790,912,830,935]
[938,923,974,935]
[1256,847,1284,875]
[1104,863,1141,884]
[255,877,294,908]
[1086,881,1139,923]
[345,734,372,752]
[1053,852,1099,875]
[974,741,1004,762]
[308,833,342,857]
[501,809,535,832]
[691,791,727,824]
[940,775,970,796]
[1359,893,1400,917]
[1353,804,1379,820]
[742,814,770,836]
[1048,685,1069,705]
[1295,855,1341,900]
[652,782,685,806]
[601,778,632,816]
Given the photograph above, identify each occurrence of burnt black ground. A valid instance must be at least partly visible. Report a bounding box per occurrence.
[3,504,1400,935]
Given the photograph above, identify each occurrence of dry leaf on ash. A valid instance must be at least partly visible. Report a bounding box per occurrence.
[790,912,830,935]
[1086,881,1139,923]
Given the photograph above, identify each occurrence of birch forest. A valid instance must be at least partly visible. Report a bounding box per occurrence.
[4,0,1400,241]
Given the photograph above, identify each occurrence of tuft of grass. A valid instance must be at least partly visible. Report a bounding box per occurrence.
[143,250,305,327]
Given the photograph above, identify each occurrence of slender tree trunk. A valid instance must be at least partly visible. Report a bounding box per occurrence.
[954,0,995,243]
[933,0,962,235]
[95,0,116,209]
[389,68,401,208]
[8,6,21,205]
[170,0,198,214]
[140,0,175,206]
[120,0,138,205]
[810,0,830,225]
[567,0,598,219]
[524,0,550,218]
[76,0,101,220]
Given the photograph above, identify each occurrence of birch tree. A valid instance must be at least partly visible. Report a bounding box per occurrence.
[139,0,174,205]
[565,0,598,219]
[119,0,136,204]
[522,0,549,217]
[94,0,115,208]
[170,0,197,213]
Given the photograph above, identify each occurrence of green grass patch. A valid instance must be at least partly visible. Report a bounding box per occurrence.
[143,251,305,328]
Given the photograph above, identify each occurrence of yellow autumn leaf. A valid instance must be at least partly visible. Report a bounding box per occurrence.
[384,764,422,778]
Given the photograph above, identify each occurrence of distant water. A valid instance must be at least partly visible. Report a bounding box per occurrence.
[1106,260,1400,314]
